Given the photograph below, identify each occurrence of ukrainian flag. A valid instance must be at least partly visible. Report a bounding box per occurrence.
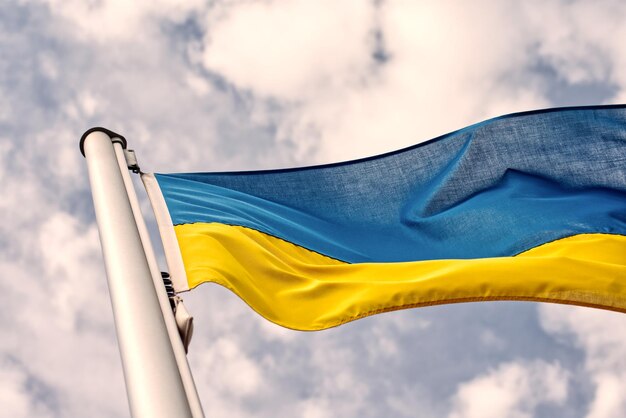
[143,105,626,331]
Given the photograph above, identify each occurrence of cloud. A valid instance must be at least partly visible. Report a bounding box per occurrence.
[37,212,104,329]
[198,0,626,163]
[540,306,626,418]
[201,0,376,101]
[31,0,205,41]
[0,359,54,418]
[448,360,569,418]
[522,0,626,88]
[198,337,263,396]
[0,218,127,417]
[198,0,551,162]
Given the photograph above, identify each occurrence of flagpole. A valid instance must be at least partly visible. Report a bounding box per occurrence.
[81,129,193,418]
[111,141,204,417]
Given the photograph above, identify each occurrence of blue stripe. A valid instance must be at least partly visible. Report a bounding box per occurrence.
[155,105,626,263]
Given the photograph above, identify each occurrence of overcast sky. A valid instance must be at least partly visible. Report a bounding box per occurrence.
[1,0,626,417]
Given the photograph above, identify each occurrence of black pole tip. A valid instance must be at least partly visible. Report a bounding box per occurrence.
[79,127,127,157]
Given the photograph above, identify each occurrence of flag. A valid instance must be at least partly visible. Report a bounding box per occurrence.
[142,105,626,331]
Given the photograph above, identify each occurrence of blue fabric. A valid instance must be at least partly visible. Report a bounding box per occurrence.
[155,105,626,263]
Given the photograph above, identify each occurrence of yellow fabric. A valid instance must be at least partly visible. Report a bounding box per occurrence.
[175,223,626,331]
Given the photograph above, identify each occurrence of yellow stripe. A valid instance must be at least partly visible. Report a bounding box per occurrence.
[175,223,626,331]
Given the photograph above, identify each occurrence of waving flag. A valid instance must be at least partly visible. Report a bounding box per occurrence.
[143,105,626,331]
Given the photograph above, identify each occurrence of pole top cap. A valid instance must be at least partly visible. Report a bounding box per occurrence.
[80,127,127,157]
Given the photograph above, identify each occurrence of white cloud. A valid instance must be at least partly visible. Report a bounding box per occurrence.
[37,212,104,329]
[0,240,127,417]
[199,0,626,163]
[547,0,626,102]
[32,0,206,41]
[0,359,55,418]
[522,0,625,86]
[540,305,626,418]
[587,373,626,418]
[201,0,376,101]
[448,360,569,418]
[199,0,551,162]
[199,337,263,396]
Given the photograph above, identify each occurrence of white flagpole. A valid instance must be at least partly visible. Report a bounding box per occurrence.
[81,128,193,418]
[111,141,204,417]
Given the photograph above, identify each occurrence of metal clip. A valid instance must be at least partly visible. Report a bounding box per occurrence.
[173,297,194,353]
[124,149,140,173]
[161,272,194,352]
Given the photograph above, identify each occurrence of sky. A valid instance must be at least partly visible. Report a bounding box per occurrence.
[1,0,626,417]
